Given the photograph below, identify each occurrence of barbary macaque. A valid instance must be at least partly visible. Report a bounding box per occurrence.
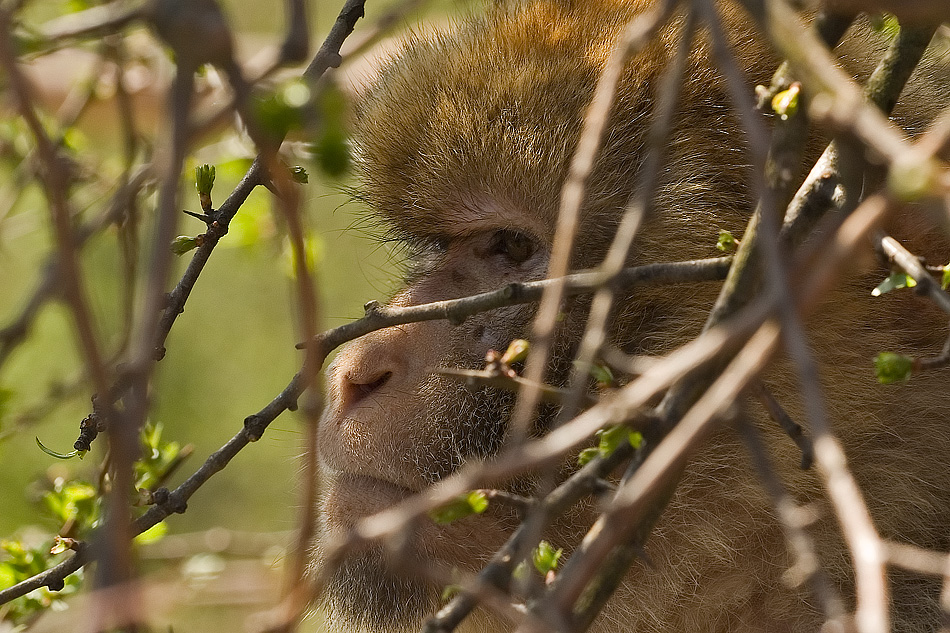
[316,1,950,631]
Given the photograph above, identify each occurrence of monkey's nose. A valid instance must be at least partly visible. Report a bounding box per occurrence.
[341,369,393,409]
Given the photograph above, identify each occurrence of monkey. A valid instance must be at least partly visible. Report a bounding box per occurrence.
[315,1,950,632]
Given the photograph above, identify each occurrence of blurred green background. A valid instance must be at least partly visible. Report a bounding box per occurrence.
[0,0,468,629]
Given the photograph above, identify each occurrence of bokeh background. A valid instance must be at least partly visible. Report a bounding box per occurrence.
[0,0,466,629]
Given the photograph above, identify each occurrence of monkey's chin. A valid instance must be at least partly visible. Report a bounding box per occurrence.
[319,546,435,633]
[318,474,436,632]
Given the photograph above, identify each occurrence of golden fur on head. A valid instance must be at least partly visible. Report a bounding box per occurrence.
[353,0,782,275]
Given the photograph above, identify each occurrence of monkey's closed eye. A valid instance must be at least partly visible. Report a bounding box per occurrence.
[489,230,537,265]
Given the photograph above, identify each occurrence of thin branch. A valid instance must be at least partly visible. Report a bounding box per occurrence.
[0,192,871,608]
[303,0,366,84]
[752,380,814,470]
[421,445,636,633]
[298,257,733,353]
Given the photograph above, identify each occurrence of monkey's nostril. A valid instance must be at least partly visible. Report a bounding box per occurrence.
[362,371,392,395]
[345,371,392,407]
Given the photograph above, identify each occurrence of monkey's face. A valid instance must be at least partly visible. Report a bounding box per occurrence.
[316,1,751,628]
[317,225,553,626]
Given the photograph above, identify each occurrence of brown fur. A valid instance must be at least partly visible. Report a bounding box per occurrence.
[317,1,950,631]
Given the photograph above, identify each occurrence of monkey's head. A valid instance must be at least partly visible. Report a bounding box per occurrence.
[316,1,767,630]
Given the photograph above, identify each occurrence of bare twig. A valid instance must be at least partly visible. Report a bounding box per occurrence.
[751,381,814,470]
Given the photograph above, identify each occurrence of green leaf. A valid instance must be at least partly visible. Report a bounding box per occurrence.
[429,490,489,524]
[869,12,900,38]
[941,264,950,290]
[171,235,199,256]
[716,229,738,253]
[43,481,97,527]
[579,426,642,467]
[135,421,183,490]
[532,541,563,575]
[598,425,629,456]
[49,536,72,555]
[871,272,917,296]
[313,128,350,177]
[0,561,16,588]
[253,88,302,141]
[312,81,351,177]
[874,352,914,384]
[628,430,644,449]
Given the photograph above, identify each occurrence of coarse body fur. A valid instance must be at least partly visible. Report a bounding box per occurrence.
[316,1,950,631]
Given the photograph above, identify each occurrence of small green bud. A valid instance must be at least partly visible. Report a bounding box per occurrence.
[771,82,801,121]
[874,352,914,384]
[171,235,199,256]
[195,164,216,211]
[942,264,950,291]
[500,339,530,365]
[532,541,563,575]
[50,536,73,555]
[291,165,309,184]
[716,229,739,253]
[195,164,215,194]
[429,490,489,524]
[871,272,916,297]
